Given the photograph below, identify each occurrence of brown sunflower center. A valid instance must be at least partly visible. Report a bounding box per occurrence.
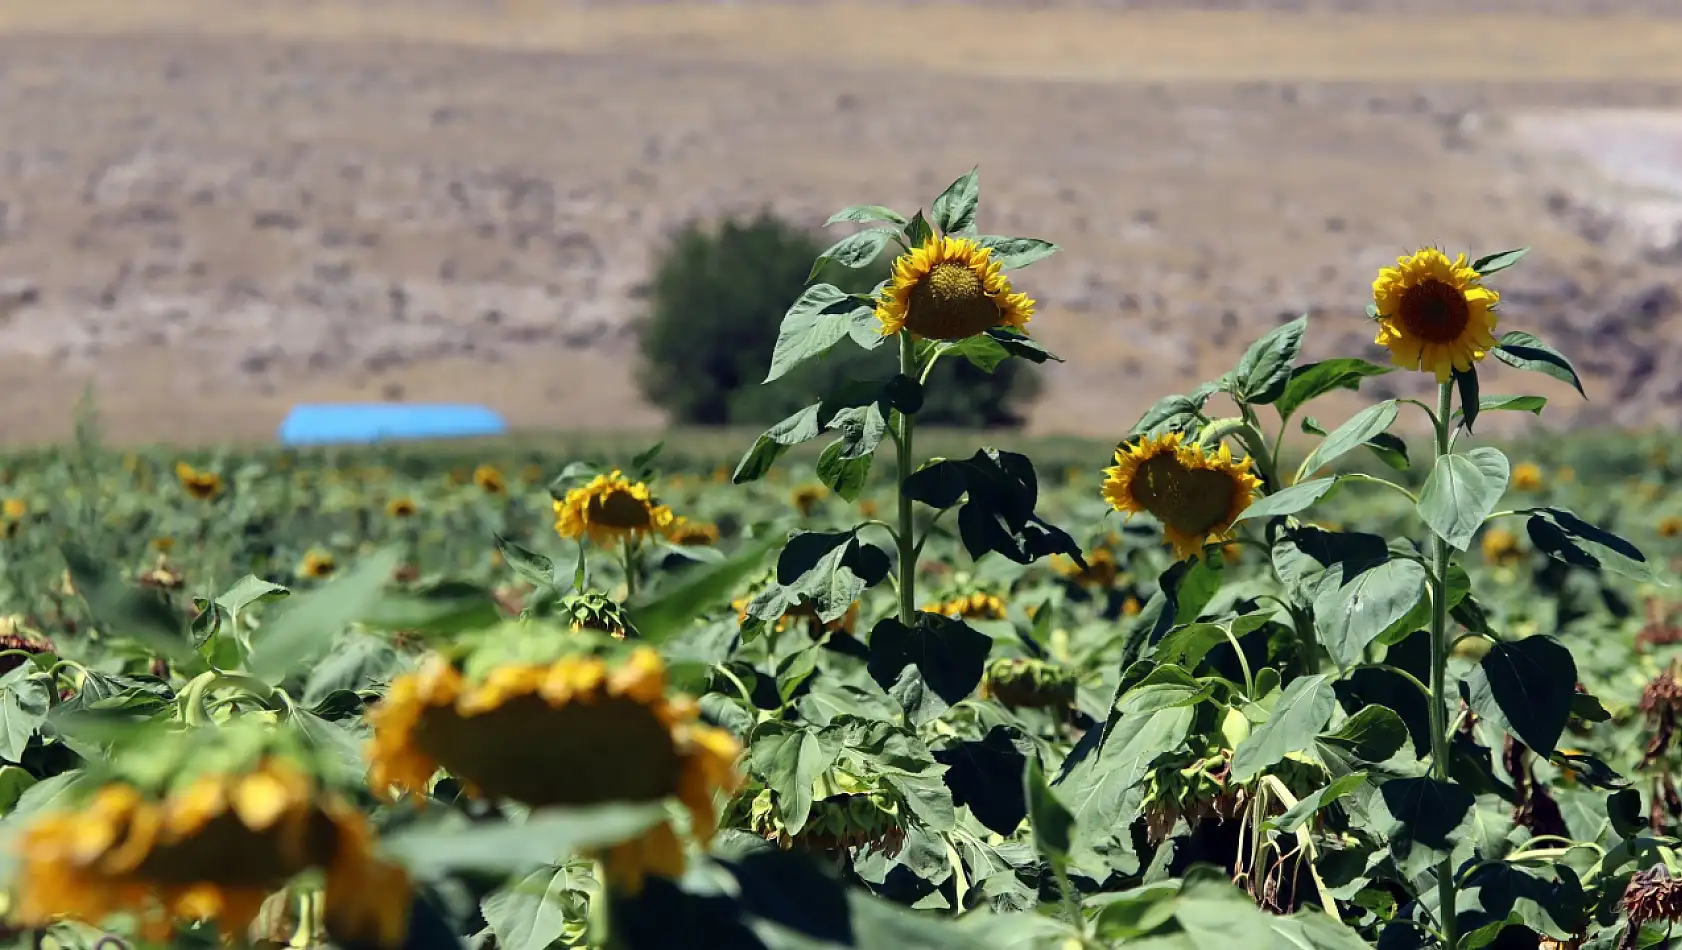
[415,694,683,808]
[1130,453,1238,537]
[1397,278,1471,344]
[906,261,1000,340]
[131,809,338,888]
[587,489,654,530]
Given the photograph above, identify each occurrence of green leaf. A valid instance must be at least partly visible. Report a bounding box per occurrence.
[1373,777,1474,878]
[0,766,36,813]
[480,865,590,950]
[764,284,859,383]
[985,326,1062,364]
[1232,315,1307,405]
[777,531,889,621]
[1522,507,1657,582]
[1268,912,1378,950]
[815,404,888,501]
[493,535,556,588]
[1455,364,1481,433]
[903,210,934,249]
[1321,705,1408,762]
[0,673,49,763]
[626,535,779,644]
[930,167,980,235]
[1472,247,1529,275]
[1275,357,1395,421]
[867,614,992,707]
[1231,674,1335,782]
[1298,400,1399,478]
[1059,705,1196,843]
[825,205,908,227]
[1234,477,1340,524]
[1465,636,1577,758]
[215,575,291,618]
[360,581,503,635]
[734,404,824,484]
[1491,331,1586,398]
[1024,755,1074,862]
[1460,394,1548,419]
[809,227,898,281]
[1272,773,1367,834]
[61,542,194,662]
[382,804,668,876]
[750,723,840,835]
[972,235,1058,269]
[247,547,404,685]
[1417,447,1510,551]
[1314,559,1427,670]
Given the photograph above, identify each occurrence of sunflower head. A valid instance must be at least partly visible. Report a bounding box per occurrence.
[558,590,637,639]
[1371,248,1501,383]
[924,592,1007,621]
[300,550,337,580]
[666,518,720,547]
[1480,526,1524,567]
[553,470,676,548]
[385,497,419,518]
[790,483,830,517]
[366,637,740,893]
[10,724,409,946]
[1,498,24,521]
[1053,547,1118,588]
[1511,462,1545,493]
[874,235,1035,340]
[473,465,507,495]
[1660,517,1682,540]
[174,462,224,501]
[980,657,1077,710]
[1101,433,1262,562]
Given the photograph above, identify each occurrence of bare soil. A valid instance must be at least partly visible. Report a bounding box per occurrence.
[2,0,1681,445]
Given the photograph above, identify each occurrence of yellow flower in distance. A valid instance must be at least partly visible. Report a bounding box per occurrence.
[299,551,337,580]
[1660,517,1682,540]
[385,497,418,518]
[667,518,720,547]
[1511,462,1544,493]
[1102,433,1262,562]
[924,592,1007,621]
[366,646,740,893]
[473,465,507,495]
[1,498,24,521]
[791,483,829,517]
[11,757,409,946]
[1480,526,1524,567]
[1371,248,1500,383]
[1052,547,1118,589]
[174,462,223,501]
[553,470,676,548]
[874,236,1034,340]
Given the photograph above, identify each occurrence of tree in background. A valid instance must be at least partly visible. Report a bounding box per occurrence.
[636,212,1039,428]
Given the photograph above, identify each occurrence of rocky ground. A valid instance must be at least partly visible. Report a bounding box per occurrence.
[1,0,1681,443]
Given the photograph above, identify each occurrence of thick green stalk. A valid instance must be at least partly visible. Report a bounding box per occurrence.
[1428,380,1457,950]
[896,331,918,625]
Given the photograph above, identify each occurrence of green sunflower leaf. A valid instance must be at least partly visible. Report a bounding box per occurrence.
[247,547,404,684]
[1491,330,1586,398]
[750,722,840,835]
[1274,357,1395,421]
[1465,636,1577,759]
[383,804,669,876]
[1233,477,1341,525]
[1231,315,1307,405]
[626,534,781,645]
[1298,400,1399,479]
[764,283,862,384]
[1471,246,1529,275]
[825,205,908,228]
[1313,558,1428,671]
[972,235,1059,269]
[930,166,980,236]
[1231,673,1335,782]
[1025,755,1075,863]
[1417,446,1510,551]
[1521,507,1658,583]
[734,404,824,485]
[807,227,899,283]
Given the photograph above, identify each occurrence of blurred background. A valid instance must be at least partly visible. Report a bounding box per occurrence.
[1,0,1680,447]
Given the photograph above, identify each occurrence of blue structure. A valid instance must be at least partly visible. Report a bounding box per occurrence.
[278,404,509,446]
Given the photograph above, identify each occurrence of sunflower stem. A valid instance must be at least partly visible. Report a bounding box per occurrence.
[895,331,919,628]
[621,537,638,602]
[1427,380,1458,950]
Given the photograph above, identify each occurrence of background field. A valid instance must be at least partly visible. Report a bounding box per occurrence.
[1,0,1681,445]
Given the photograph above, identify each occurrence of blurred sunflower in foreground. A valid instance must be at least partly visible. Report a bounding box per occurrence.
[1102,433,1261,561]
[366,631,739,893]
[10,725,409,946]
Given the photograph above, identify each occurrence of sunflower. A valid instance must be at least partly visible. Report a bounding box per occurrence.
[791,483,829,517]
[924,592,1007,621]
[1053,547,1118,588]
[1370,248,1501,383]
[151,536,176,553]
[366,645,740,893]
[553,470,676,549]
[1511,462,1544,492]
[1660,517,1682,540]
[1,498,23,521]
[1480,526,1524,567]
[874,236,1035,340]
[385,497,418,518]
[1101,433,1262,562]
[473,465,507,495]
[857,498,880,520]
[736,597,859,638]
[11,751,409,946]
[299,551,337,580]
[1121,595,1142,617]
[667,518,720,547]
[175,462,223,501]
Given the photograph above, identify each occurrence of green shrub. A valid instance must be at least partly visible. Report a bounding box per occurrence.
[635,211,1040,428]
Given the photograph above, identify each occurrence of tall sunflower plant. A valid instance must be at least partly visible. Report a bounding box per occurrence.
[1063,245,1668,950]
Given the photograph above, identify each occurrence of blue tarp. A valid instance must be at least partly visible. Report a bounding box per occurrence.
[278,404,509,446]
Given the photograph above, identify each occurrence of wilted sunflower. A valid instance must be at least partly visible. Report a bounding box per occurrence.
[11,748,409,946]
[385,497,418,518]
[1102,433,1262,562]
[666,518,720,547]
[1370,248,1501,383]
[924,592,1007,621]
[366,644,739,893]
[553,470,676,549]
[874,235,1034,340]
[175,462,223,501]
[299,551,337,580]
[474,465,506,495]
[1511,462,1544,492]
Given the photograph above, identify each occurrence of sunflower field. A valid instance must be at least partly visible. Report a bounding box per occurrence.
[0,170,1680,950]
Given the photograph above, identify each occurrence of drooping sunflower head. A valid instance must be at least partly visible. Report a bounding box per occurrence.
[10,725,409,947]
[473,464,506,495]
[1371,248,1501,383]
[558,589,636,639]
[874,235,1035,341]
[1101,433,1262,562]
[174,462,223,501]
[666,518,720,547]
[366,638,740,893]
[385,497,418,518]
[553,470,676,548]
[299,550,337,580]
